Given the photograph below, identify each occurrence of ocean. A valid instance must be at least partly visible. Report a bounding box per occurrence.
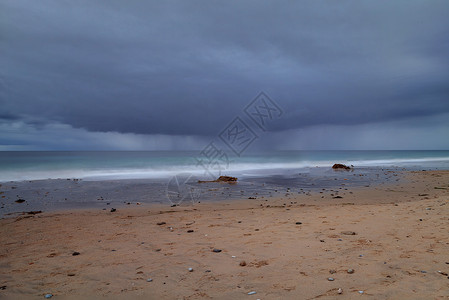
[1,150,449,182]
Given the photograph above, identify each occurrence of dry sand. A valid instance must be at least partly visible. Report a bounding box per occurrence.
[1,171,449,299]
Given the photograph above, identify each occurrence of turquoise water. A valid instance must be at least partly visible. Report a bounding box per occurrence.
[1,150,449,182]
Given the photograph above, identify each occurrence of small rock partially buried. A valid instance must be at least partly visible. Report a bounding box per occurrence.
[341,231,357,235]
[240,261,247,266]
[247,291,256,295]
[212,248,222,253]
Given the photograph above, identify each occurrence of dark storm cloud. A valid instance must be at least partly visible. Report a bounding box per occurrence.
[1,0,449,138]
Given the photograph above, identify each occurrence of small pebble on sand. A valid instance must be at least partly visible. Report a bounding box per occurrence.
[188,267,193,272]
[247,291,256,295]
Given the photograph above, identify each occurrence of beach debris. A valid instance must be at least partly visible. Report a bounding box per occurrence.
[332,164,352,170]
[44,294,53,299]
[341,231,357,235]
[110,208,116,212]
[347,269,354,274]
[420,270,427,273]
[15,199,26,203]
[338,288,343,294]
[198,176,238,184]
[247,291,256,295]
[67,273,75,276]
[232,255,236,258]
[205,270,211,272]
[328,277,334,281]
[157,222,166,225]
[72,251,80,256]
[188,267,193,272]
[0,286,6,290]
[358,291,364,294]
[212,248,222,253]
[240,261,247,266]
[147,278,153,282]
[329,270,336,274]
[187,230,194,233]
[333,196,343,199]
[437,271,448,276]
[295,222,302,225]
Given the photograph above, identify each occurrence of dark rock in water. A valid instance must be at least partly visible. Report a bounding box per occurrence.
[212,248,222,253]
[110,208,116,212]
[72,251,80,256]
[15,199,26,203]
[157,222,166,225]
[341,231,357,235]
[198,176,238,183]
[332,164,352,170]
[25,211,42,215]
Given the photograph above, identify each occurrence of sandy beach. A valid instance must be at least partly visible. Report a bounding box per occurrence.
[1,170,449,299]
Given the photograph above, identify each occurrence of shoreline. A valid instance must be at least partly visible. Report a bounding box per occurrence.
[0,166,413,218]
[1,170,448,299]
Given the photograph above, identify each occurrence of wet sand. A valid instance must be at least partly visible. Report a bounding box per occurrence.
[1,170,449,299]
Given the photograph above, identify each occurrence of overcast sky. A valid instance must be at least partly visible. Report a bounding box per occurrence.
[1,1,449,150]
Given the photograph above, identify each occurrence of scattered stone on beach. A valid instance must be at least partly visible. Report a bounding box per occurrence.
[157,222,166,225]
[332,164,352,170]
[295,222,302,225]
[187,230,194,233]
[15,199,26,203]
[72,251,80,256]
[67,273,75,276]
[328,277,334,281]
[212,248,222,253]
[188,267,193,272]
[44,294,53,299]
[247,291,256,295]
[0,286,6,290]
[110,208,116,212]
[240,260,247,266]
[341,231,357,235]
[358,291,364,294]
[329,270,336,274]
[198,176,238,183]
[338,288,343,294]
[147,278,153,282]
[347,268,354,274]
[333,196,343,199]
